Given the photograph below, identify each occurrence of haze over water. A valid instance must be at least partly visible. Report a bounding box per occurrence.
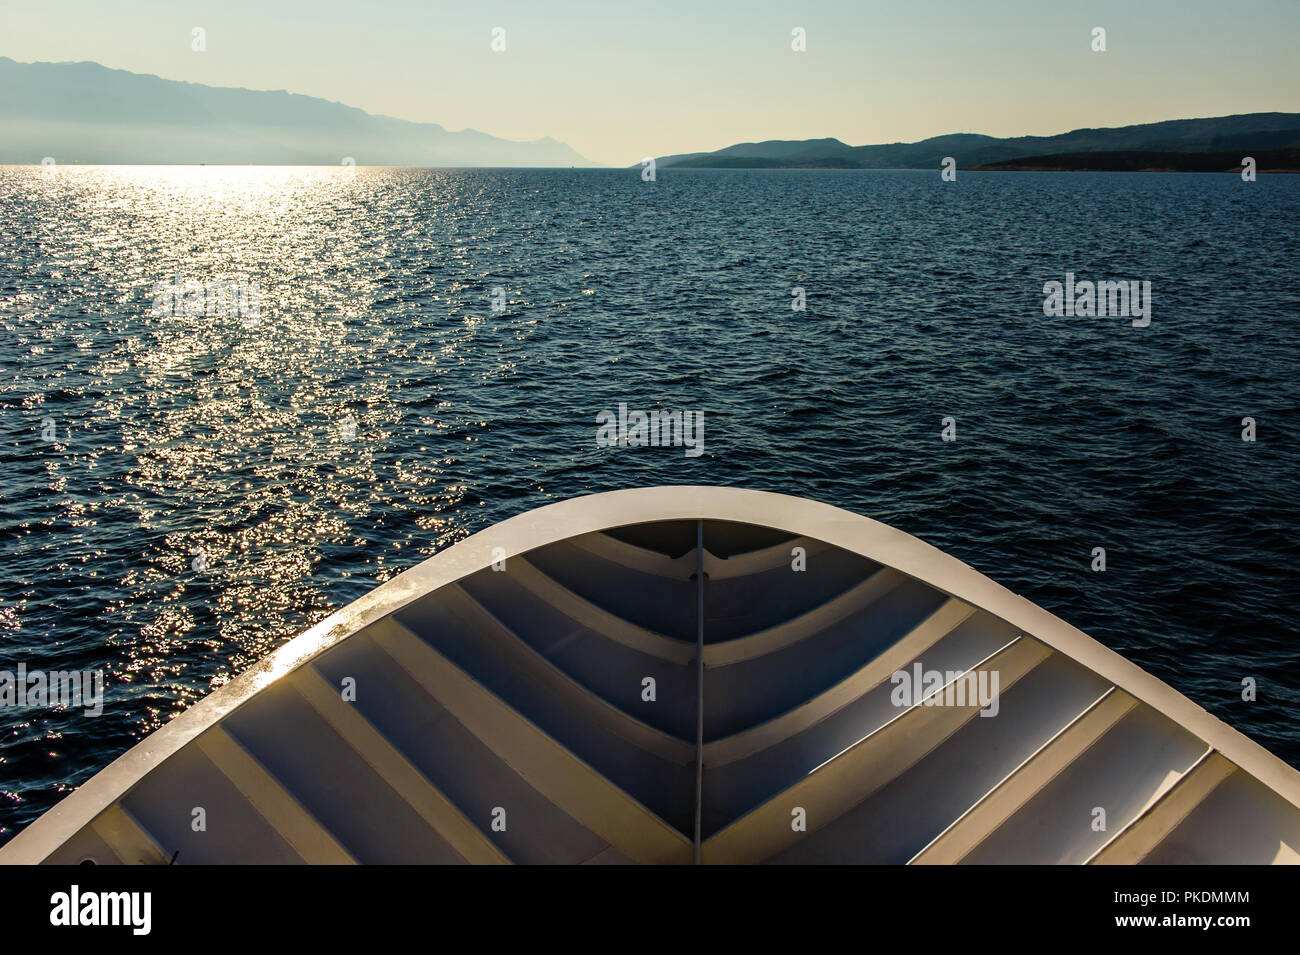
[1,165,1297,842]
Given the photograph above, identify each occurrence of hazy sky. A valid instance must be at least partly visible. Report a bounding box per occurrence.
[4,0,1299,165]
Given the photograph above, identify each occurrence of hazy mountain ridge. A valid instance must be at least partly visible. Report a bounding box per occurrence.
[0,57,596,166]
[653,114,1300,169]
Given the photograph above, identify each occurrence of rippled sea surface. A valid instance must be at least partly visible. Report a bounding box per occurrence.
[1,166,1297,843]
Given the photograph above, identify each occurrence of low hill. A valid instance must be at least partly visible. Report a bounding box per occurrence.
[652,114,1300,170]
[969,148,1300,173]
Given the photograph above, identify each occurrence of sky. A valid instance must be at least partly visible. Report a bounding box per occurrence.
[3,0,1299,166]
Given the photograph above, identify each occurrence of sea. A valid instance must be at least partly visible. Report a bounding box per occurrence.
[0,165,1297,844]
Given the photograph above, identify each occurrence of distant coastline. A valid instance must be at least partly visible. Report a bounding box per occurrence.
[968,148,1300,173]
[650,113,1300,172]
[0,57,598,167]
[5,56,1299,172]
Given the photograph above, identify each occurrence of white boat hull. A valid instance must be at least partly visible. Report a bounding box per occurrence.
[4,486,1297,864]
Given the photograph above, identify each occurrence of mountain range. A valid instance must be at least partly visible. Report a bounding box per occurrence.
[0,57,595,166]
[3,57,1297,171]
[651,113,1300,170]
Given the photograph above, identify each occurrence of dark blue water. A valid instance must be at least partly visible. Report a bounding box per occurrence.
[1,166,1297,844]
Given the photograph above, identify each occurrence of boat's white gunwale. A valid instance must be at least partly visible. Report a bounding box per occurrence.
[3,484,1297,863]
